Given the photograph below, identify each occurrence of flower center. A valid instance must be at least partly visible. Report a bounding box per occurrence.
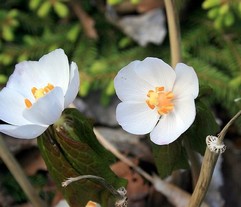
[24,83,54,108]
[146,87,174,115]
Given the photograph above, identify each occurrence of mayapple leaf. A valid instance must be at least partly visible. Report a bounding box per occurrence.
[184,100,219,155]
[38,108,127,207]
[151,138,189,178]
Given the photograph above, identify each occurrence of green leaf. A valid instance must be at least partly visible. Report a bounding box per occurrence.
[37,1,51,17]
[208,7,219,19]
[2,26,14,41]
[54,2,69,18]
[184,100,219,155]
[105,80,115,96]
[151,138,189,178]
[224,12,234,27]
[79,79,91,96]
[29,0,41,10]
[202,0,220,9]
[67,24,81,42]
[38,108,126,206]
[219,4,229,15]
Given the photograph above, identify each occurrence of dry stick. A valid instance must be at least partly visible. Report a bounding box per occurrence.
[164,0,201,185]
[69,0,98,39]
[188,110,241,207]
[94,129,208,207]
[0,136,46,207]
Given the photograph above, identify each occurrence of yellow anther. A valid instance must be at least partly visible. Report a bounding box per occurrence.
[25,99,32,108]
[31,87,37,96]
[47,83,54,90]
[146,87,174,115]
[156,86,164,92]
[44,83,54,93]
[24,83,55,109]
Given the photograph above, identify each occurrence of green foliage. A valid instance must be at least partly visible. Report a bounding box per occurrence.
[181,12,241,120]
[202,0,241,29]
[38,108,127,206]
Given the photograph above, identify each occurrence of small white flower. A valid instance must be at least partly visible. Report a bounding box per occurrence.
[114,57,199,145]
[0,49,80,139]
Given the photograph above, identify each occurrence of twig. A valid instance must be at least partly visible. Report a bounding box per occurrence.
[94,128,209,207]
[0,135,46,207]
[188,110,241,207]
[69,0,98,39]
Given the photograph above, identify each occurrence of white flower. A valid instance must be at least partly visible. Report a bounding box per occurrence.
[114,57,199,145]
[0,49,80,139]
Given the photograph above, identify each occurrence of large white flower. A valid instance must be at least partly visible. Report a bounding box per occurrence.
[0,49,80,139]
[114,57,199,145]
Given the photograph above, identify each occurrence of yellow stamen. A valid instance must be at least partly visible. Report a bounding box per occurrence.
[146,87,174,115]
[24,83,55,108]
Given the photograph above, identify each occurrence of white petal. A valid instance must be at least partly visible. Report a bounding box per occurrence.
[64,62,80,108]
[116,101,159,135]
[150,97,196,145]
[0,87,31,125]
[7,49,70,99]
[7,61,48,100]
[23,87,64,125]
[173,63,199,99]
[135,57,176,91]
[114,60,153,102]
[0,124,47,139]
[38,49,69,94]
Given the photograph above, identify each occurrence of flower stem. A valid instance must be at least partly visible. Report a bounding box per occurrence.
[0,135,46,207]
[188,110,241,207]
[164,0,181,67]
[164,0,201,185]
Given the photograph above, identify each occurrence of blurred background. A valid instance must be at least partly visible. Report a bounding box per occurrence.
[0,0,240,206]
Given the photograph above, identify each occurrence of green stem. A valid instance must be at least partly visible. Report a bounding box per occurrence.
[188,110,241,207]
[0,136,47,207]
